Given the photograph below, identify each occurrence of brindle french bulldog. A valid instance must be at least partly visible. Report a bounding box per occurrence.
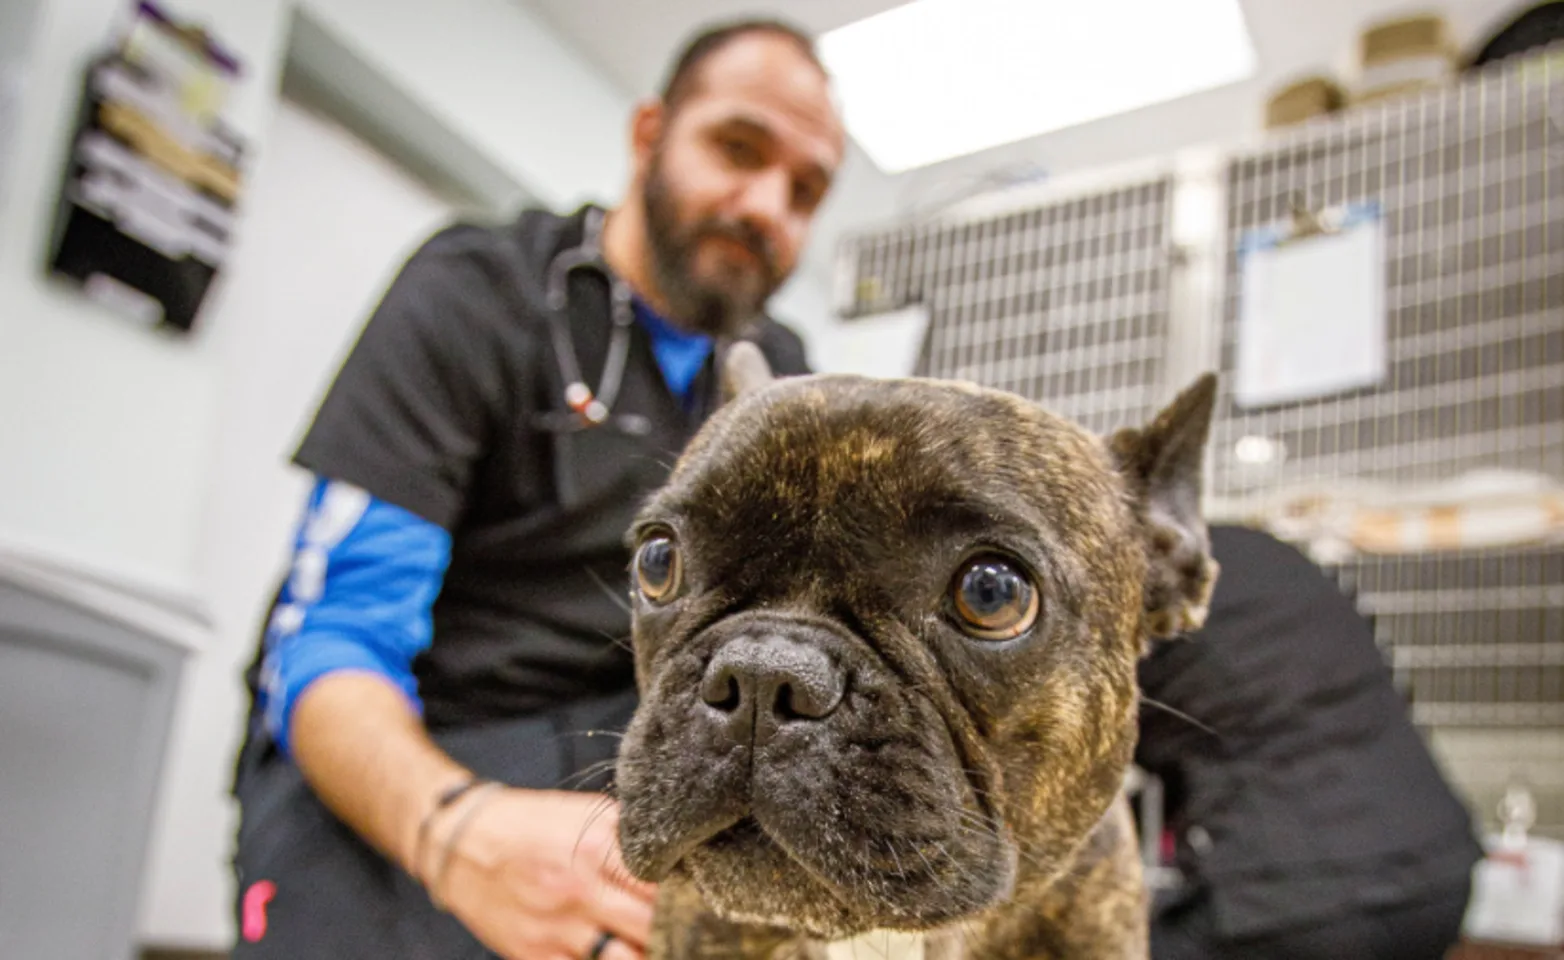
[615,344,1219,960]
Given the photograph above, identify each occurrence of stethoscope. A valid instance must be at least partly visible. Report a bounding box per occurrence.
[531,206,651,436]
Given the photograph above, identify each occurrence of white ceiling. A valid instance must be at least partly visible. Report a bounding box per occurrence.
[520,0,1526,304]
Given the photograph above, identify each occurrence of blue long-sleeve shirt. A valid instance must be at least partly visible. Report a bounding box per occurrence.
[258,299,711,754]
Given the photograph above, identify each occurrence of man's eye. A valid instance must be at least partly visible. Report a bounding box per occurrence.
[722,137,762,166]
[793,180,823,211]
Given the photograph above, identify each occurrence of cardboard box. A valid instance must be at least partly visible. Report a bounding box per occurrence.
[1265,75,1347,129]
[1355,13,1457,103]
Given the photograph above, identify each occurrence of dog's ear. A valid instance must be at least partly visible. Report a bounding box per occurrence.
[1108,373,1220,641]
[721,340,775,405]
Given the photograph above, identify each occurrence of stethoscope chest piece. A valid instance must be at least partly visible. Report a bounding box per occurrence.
[564,381,609,425]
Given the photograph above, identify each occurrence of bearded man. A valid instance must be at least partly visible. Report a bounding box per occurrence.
[228,18,844,960]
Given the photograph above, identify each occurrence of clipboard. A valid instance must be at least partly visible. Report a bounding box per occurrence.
[1233,198,1388,409]
[44,1,247,334]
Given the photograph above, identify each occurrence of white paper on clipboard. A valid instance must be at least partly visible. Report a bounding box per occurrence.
[1234,202,1387,409]
[815,305,929,380]
[1463,833,1564,946]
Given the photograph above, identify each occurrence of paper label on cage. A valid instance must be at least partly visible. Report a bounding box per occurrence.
[1234,203,1387,409]
[816,305,929,380]
[1462,834,1564,946]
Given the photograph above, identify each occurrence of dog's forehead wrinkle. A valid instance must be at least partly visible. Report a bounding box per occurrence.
[657,381,1137,630]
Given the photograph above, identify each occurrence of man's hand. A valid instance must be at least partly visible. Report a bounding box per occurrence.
[290,674,657,960]
[432,789,659,960]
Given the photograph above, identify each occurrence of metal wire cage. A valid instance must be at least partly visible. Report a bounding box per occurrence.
[832,45,1563,838]
[835,176,1177,438]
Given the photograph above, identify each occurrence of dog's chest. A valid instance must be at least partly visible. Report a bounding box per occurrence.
[826,930,925,960]
[826,927,970,960]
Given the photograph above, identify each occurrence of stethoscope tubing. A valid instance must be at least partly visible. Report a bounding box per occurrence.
[536,208,640,434]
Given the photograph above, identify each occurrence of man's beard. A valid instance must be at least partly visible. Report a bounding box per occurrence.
[642,156,782,337]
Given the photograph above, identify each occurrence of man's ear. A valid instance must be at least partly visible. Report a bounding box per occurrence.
[721,340,775,404]
[1108,373,1220,641]
[629,98,665,175]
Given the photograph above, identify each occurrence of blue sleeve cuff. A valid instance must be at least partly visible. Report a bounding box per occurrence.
[258,477,452,757]
[263,633,423,755]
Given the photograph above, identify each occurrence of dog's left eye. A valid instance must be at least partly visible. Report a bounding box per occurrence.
[950,556,1039,641]
[635,535,682,603]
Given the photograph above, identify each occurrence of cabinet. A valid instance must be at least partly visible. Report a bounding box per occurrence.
[0,550,200,960]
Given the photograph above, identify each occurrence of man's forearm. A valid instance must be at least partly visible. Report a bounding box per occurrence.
[290,671,473,876]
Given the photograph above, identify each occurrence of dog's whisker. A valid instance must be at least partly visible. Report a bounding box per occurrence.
[555,758,622,792]
[595,630,635,654]
[584,566,635,618]
[571,794,621,868]
[885,835,910,881]
[564,728,628,740]
[561,755,622,774]
[1140,695,1221,737]
[905,837,941,879]
[930,800,1004,840]
[933,838,993,904]
[902,835,963,908]
[933,814,1061,879]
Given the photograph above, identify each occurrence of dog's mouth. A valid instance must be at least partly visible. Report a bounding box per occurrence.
[694,814,887,898]
[673,789,1014,939]
[680,813,861,933]
[621,723,1017,938]
[705,815,765,851]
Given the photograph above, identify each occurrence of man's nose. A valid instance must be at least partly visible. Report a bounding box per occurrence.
[733,171,792,241]
[700,634,845,747]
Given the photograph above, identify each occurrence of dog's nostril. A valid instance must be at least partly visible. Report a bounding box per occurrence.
[717,675,741,711]
[775,682,800,721]
[773,677,842,721]
[703,671,742,712]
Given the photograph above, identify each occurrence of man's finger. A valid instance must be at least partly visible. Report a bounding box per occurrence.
[545,941,644,960]
[558,919,616,960]
[585,881,657,949]
[603,937,647,960]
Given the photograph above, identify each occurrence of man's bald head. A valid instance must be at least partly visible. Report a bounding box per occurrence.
[659,18,829,116]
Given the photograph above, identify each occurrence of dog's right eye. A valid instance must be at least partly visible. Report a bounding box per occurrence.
[635,535,682,603]
[950,555,1039,641]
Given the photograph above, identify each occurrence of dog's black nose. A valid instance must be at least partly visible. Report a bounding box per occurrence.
[700,636,845,746]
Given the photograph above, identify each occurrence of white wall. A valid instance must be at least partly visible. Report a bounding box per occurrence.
[0,0,633,606]
[0,2,45,216]
[0,0,280,606]
[140,93,460,950]
[0,0,642,949]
